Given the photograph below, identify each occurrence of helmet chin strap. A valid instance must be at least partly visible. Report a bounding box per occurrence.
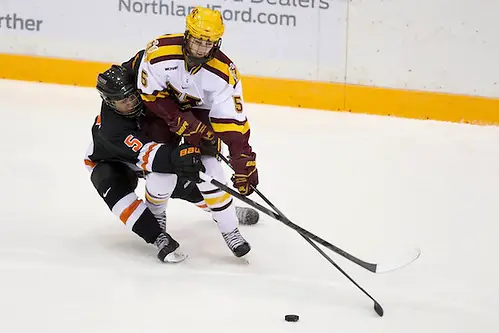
[185,53,206,69]
[183,33,222,70]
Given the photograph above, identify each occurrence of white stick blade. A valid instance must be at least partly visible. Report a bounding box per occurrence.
[375,247,421,273]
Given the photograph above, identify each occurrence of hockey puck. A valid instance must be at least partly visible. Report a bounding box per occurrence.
[284,314,299,322]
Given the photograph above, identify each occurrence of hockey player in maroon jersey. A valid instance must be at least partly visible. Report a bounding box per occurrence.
[136,7,258,258]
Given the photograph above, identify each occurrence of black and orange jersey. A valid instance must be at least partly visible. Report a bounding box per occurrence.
[84,102,177,174]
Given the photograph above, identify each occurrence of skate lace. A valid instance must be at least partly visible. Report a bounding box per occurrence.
[222,228,245,250]
[154,233,170,250]
[155,213,166,232]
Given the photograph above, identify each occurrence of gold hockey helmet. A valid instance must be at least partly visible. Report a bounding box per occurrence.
[183,7,224,67]
[186,6,224,42]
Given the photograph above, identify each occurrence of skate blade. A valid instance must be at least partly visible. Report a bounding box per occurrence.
[237,257,250,265]
[164,250,188,263]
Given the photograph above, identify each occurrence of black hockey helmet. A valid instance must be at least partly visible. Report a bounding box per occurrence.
[96,65,142,118]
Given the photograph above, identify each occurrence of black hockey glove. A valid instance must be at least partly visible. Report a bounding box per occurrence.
[171,143,205,182]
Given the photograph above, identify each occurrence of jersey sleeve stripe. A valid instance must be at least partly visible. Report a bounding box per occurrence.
[150,54,184,65]
[84,159,96,168]
[145,42,183,63]
[210,117,250,134]
[140,90,170,102]
[137,142,160,171]
[157,35,184,47]
[131,51,142,71]
[211,117,247,126]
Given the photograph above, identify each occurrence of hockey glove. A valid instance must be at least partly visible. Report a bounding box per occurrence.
[230,152,258,196]
[198,138,222,157]
[171,143,206,182]
[168,112,215,147]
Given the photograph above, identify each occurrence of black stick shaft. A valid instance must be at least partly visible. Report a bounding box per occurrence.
[300,234,383,316]
[202,172,377,273]
[201,169,384,316]
[249,185,383,314]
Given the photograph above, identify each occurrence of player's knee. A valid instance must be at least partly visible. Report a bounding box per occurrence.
[145,172,178,197]
[197,156,225,192]
[200,155,225,179]
[91,162,138,209]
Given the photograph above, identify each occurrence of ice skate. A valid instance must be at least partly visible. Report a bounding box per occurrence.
[154,212,167,232]
[235,206,259,225]
[155,233,187,263]
[222,228,251,257]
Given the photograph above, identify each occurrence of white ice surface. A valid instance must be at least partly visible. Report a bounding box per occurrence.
[1,79,498,332]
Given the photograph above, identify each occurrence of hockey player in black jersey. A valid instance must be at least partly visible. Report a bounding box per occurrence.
[84,64,258,263]
[84,64,203,263]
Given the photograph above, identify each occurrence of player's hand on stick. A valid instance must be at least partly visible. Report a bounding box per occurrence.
[168,112,215,146]
[230,152,258,196]
[171,143,206,182]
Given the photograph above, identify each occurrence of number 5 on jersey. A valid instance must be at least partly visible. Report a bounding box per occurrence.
[233,96,243,113]
[124,135,143,152]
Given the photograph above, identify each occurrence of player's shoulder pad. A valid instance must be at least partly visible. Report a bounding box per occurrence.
[203,50,241,88]
[121,49,145,81]
[144,33,184,65]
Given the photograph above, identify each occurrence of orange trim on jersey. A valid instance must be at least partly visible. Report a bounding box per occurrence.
[95,114,101,126]
[84,159,96,168]
[141,143,159,170]
[119,199,142,224]
[196,203,209,209]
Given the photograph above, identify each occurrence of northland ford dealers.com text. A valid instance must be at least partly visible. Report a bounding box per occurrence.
[119,0,330,27]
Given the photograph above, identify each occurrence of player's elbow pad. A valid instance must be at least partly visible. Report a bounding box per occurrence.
[151,145,175,173]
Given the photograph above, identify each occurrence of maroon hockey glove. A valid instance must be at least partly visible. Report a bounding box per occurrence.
[168,112,215,147]
[198,138,222,157]
[230,152,258,196]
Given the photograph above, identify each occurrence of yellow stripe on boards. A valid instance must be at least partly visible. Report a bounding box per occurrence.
[1,53,499,125]
[243,75,346,112]
[0,53,110,87]
[344,84,499,125]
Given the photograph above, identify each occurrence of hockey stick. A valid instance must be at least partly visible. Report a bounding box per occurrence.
[214,155,385,314]
[199,171,384,316]
[300,233,384,316]
[199,169,419,274]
